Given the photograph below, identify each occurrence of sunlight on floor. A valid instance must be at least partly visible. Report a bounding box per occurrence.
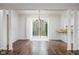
[32,41,48,55]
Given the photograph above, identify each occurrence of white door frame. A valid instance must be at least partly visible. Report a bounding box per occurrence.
[31,17,49,41]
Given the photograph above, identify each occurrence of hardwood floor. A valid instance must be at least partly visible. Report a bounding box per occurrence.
[0,39,32,55]
[48,40,74,55]
[0,40,78,55]
[13,40,32,55]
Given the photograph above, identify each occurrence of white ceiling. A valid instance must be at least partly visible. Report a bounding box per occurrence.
[16,10,64,15]
[0,3,79,10]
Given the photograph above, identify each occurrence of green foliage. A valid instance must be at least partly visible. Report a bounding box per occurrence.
[33,20,48,36]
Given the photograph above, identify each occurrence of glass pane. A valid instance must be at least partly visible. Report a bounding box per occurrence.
[33,20,47,36]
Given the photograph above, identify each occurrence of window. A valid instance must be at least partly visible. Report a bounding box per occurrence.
[33,20,47,36]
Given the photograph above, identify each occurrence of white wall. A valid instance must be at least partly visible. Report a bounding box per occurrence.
[77,11,79,50]
[48,15,61,39]
[73,11,79,50]
[18,13,61,40]
[60,10,75,43]
[2,10,8,50]
[9,10,19,50]
[10,10,19,43]
[18,14,40,39]
[0,10,8,50]
[0,10,3,49]
[18,14,27,39]
[60,11,69,42]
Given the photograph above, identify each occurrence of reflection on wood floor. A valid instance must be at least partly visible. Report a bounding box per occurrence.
[0,39,79,55]
[32,41,48,55]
